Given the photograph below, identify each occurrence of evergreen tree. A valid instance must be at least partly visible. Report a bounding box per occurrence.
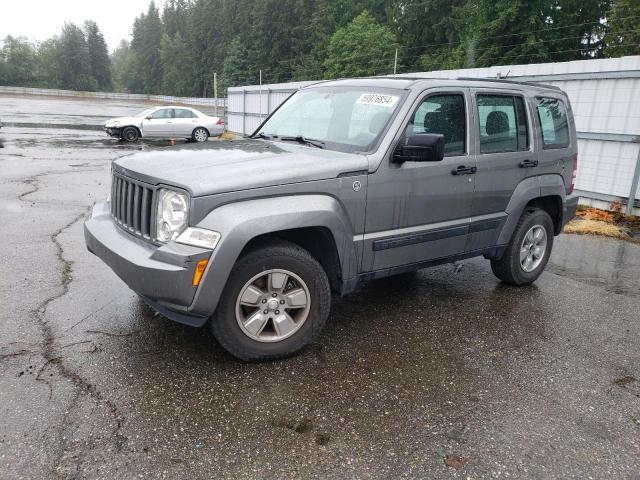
[36,38,62,88]
[0,0,630,93]
[57,23,95,90]
[0,36,38,86]
[323,11,399,78]
[604,0,640,57]
[111,40,133,92]
[221,36,260,91]
[130,2,164,93]
[396,0,465,72]
[163,0,190,37]
[452,0,550,68]
[543,0,610,61]
[84,20,112,89]
[159,32,196,95]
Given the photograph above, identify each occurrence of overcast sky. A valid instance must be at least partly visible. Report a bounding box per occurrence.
[0,0,157,51]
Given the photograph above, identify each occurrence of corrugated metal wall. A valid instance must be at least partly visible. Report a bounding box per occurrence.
[227,56,640,213]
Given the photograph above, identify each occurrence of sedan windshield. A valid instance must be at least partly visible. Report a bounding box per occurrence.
[254,86,405,153]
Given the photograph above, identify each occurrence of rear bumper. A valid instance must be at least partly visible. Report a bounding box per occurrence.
[562,195,579,228]
[84,202,211,326]
[209,126,224,137]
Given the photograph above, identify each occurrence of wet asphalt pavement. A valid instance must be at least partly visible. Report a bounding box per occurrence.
[0,95,639,479]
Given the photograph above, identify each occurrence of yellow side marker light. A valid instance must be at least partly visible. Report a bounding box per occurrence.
[192,259,209,286]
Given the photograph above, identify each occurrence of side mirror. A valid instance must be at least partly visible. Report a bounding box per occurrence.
[145,116,152,120]
[392,133,445,163]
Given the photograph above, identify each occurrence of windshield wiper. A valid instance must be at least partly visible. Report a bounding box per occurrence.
[251,132,276,140]
[280,135,325,149]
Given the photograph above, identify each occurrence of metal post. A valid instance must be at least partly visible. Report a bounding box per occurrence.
[626,145,640,215]
[242,88,246,136]
[393,48,398,75]
[213,72,218,117]
[266,88,271,115]
[259,70,263,117]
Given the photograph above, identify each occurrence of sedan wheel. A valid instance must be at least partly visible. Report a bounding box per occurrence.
[121,126,139,142]
[192,127,209,143]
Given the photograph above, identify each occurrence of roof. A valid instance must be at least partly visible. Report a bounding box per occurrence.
[303,76,562,92]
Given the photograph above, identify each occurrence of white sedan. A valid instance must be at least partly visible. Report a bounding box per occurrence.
[104,106,224,142]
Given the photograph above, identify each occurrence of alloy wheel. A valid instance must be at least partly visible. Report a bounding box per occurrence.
[520,225,547,272]
[235,269,311,343]
[194,128,208,142]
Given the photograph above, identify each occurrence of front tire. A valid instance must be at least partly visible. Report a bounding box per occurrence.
[210,241,331,361]
[491,207,554,286]
[121,126,139,142]
[192,127,209,143]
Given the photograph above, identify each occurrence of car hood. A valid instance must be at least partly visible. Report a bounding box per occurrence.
[105,116,141,127]
[113,139,368,197]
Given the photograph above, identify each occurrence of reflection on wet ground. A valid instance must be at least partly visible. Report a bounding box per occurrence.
[550,234,640,297]
[0,96,639,479]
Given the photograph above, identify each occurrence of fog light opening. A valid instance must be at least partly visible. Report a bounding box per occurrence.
[192,259,209,286]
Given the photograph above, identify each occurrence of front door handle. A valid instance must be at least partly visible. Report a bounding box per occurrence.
[451,165,477,175]
[519,159,539,168]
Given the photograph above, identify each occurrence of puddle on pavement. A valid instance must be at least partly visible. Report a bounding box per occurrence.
[549,234,640,297]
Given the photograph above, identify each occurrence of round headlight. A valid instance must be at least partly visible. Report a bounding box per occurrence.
[156,189,188,242]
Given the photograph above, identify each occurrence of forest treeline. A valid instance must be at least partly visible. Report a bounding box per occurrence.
[1,0,639,97]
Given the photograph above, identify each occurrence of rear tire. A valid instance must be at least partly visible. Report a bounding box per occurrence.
[491,207,554,286]
[121,126,139,142]
[192,127,209,143]
[210,240,331,361]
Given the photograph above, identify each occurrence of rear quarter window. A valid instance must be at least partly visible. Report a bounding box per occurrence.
[536,97,570,149]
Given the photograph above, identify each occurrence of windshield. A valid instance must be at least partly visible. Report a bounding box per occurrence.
[134,108,156,118]
[254,86,406,153]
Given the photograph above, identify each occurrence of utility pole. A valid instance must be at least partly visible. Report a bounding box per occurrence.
[393,48,398,75]
[213,72,218,117]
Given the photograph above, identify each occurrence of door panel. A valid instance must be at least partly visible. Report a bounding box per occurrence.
[363,89,476,272]
[467,90,536,251]
[173,108,198,136]
[141,108,175,137]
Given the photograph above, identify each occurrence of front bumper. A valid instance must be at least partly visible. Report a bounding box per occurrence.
[84,202,211,326]
[105,127,122,138]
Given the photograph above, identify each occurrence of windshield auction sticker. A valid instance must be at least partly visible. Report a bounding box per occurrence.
[357,93,399,108]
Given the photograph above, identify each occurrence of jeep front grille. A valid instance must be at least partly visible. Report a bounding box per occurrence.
[111,174,155,239]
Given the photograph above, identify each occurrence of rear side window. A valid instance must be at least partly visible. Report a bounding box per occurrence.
[407,94,466,156]
[174,109,195,118]
[477,95,529,153]
[536,97,570,149]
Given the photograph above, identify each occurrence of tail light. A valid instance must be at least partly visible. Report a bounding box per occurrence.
[215,118,224,125]
[569,154,578,194]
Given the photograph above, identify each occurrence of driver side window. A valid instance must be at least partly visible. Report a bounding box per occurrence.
[406,94,466,156]
[150,108,173,119]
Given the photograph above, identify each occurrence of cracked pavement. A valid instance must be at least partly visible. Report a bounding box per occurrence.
[0,95,639,479]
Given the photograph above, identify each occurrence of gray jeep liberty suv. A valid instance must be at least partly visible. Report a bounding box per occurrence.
[85,77,579,361]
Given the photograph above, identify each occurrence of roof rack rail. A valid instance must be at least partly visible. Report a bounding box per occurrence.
[455,76,561,91]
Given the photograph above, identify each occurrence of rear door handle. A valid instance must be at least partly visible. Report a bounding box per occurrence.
[519,159,539,168]
[451,165,477,175]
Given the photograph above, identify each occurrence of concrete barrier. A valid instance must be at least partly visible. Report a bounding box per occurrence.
[0,85,226,108]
